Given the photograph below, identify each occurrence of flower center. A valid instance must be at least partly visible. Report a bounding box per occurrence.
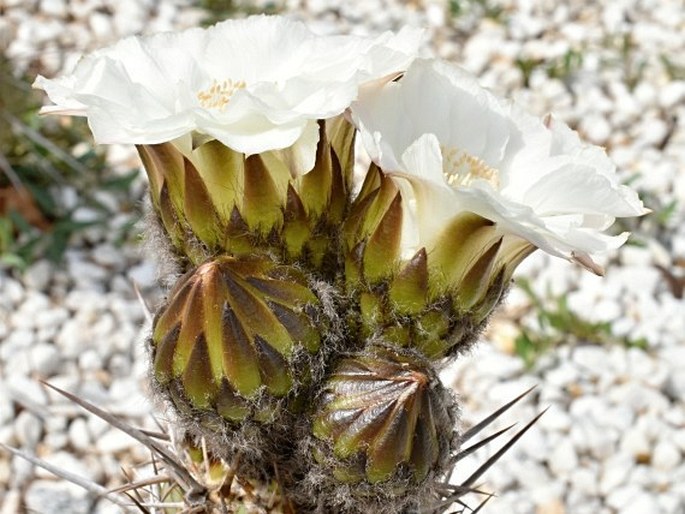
[196,79,246,111]
[441,146,500,189]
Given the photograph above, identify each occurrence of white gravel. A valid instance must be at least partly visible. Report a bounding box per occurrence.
[1,1,684,513]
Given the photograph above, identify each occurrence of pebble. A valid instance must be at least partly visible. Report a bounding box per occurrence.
[10,455,34,488]
[6,376,48,411]
[39,0,67,18]
[67,418,92,453]
[569,466,599,496]
[24,480,90,514]
[659,81,685,109]
[548,438,578,475]
[0,392,13,426]
[0,488,21,514]
[22,260,53,291]
[95,429,136,455]
[620,491,661,514]
[620,428,652,460]
[127,260,158,290]
[0,276,24,306]
[35,451,94,482]
[27,342,62,376]
[91,244,126,269]
[652,440,682,471]
[14,411,43,449]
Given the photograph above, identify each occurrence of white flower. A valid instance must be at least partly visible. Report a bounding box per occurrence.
[351,58,647,272]
[34,15,422,174]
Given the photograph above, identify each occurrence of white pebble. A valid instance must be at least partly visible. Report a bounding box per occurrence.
[34,307,70,330]
[10,455,34,488]
[538,406,572,432]
[548,438,578,475]
[67,418,92,452]
[0,389,14,425]
[652,440,682,471]
[600,453,634,494]
[620,491,661,514]
[0,276,24,307]
[96,429,136,454]
[78,349,103,372]
[127,260,159,290]
[580,113,611,145]
[572,346,611,376]
[659,493,685,514]
[6,376,48,410]
[28,343,62,376]
[620,428,651,459]
[637,117,669,147]
[570,466,599,496]
[35,451,92,481]
[14,411,43,448]
[0,488,21,514]
[659,81,685,109]
[22,260,53,291]
[24,480,90,514]
[92,243,126,268]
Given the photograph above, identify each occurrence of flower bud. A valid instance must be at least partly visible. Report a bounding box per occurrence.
[150,256,322,425]
[139,118,356,271]
[311,343,457,485]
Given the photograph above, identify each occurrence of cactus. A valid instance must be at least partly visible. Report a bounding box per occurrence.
[137,124,540,513]
[31,16,645,513]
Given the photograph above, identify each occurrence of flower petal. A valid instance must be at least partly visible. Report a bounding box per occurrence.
[351,58,646,267]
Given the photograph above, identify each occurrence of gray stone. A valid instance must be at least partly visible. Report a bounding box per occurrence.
[35,451,93,481]
[652,440,682,471]
[34,307,70,330]
[570,466,599,496]
[6,375,48,410]
[28,342,62,376]
[24,480,90,514]
[0,389,13,425]
[621,491,661,514]
[620,427,651,459]
[68,418,92,452]
[10,454,34,488]
[23,260,52,291]
[14,411,43,448]
[0,426,17,447]
[0,487,21,514]
[548,438,578,475]
[92,243,126,269]
[600,453,633,494]
[127,260,158,290]
[95,428,136,455]
[606,485,643,511]
[658,493,685,514]
[0,277,25,307]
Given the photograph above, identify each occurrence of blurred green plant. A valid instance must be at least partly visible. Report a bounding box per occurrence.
[515,48,583,88]
[0,53,141,271]
[513,278,648,368]
[599,33,646,92]
[448,0,505,22]
[660,54,685,81]
[614,182,674,247]
[196,0,282,26]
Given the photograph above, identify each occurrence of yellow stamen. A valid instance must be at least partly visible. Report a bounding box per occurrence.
[197,79,246,111]
[441,146,500,189]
